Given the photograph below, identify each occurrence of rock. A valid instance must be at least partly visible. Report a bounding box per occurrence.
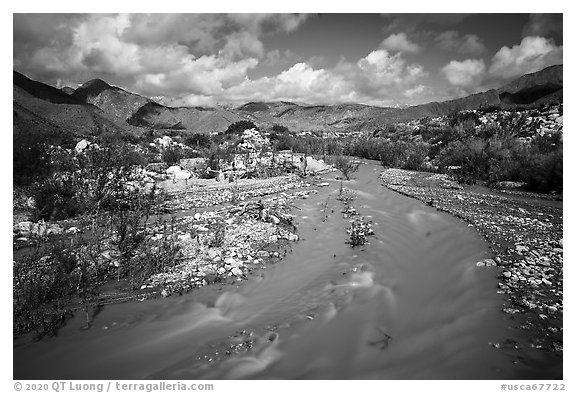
[503,271,512,278]
[74,139,90,154]
[161,289,169,298]
[66,227,80,234]
[26,197,35,209]
[178,234,192,242]
[231,267,243,276]
[208,249,221,260]
[286,233,299,242]
[166,165,182,176]
[194,213,201,220]
[477,258,497,267]
[257,251,270,258]
[269,215,280,225]
[174,170,192,180]
[14,221,33,237]
[559,239,563,248]
[548,306,557,313]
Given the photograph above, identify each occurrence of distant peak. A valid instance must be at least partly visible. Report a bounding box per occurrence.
[81,78,112,89]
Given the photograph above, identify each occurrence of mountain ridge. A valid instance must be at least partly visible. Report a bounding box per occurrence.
[13,64,562,136]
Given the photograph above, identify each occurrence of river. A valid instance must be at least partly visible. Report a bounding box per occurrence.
[14,163,533,379]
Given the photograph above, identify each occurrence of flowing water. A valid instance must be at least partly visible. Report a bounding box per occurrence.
[14,163,536,379]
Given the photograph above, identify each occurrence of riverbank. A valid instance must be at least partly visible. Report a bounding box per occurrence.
[379,168,563,362]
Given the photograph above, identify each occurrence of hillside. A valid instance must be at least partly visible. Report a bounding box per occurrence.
[72,79,152,120]
[13,72,131,138]
[241,64,563,132]
[13,64,563,138]
[127,102,244,134]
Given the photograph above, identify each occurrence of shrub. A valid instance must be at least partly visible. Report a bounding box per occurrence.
[161,145,182,166]
[225,120,257,135]
[13,127,74,186]
[272,124,289,133]
[31,142,152,220]
[346,218,375,247]
[401,142,429,171]
[185,133,211,148]
[330,156,360,180]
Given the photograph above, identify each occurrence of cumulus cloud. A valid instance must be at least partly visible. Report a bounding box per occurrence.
[441,59,486,87]
[13,13,311,100]
[380,33,421,53]
[488,36,563,79]
[436,31,486,54]
[13,13,429,107]
[223,49,427,106]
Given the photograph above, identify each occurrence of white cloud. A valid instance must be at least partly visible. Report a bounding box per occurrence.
[15,14,433,107]
[441,59,486,87]
[436,31,486,54]
[223,50,427,106]
[489,36,563,79]
[222,31,265,59]
[380,33,421,53]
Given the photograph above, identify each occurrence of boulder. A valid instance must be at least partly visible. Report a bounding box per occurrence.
[13,221,63,237]
[166,165,182,176]
[13,221,33,237]
[174,169,192,180]
[75,139,90,154]
[476,258,497,267]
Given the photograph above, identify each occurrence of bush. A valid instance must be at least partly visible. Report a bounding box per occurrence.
[401,142,429,171]
[272,124,289,133]
[330,156,360,180]
[185,133,211,149]
[31,142,152,220]
[346,218,374,247]
[161,145,182,166]
[225,120,257,135]
[13,235,109,336]
[13,127,74,186]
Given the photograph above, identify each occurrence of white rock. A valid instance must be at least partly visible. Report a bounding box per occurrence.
[74,139,90,154]
[208,249,220,260]
[14,221,33,237]
[231,267,243,276]
[174,169,192,180]
[166,165,182,175]
[178,234,192,242]
[269,215,280,225]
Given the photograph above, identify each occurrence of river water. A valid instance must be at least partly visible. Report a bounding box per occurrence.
[14,163,536,379]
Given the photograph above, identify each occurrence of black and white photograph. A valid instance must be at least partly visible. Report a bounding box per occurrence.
[11,9,565,384]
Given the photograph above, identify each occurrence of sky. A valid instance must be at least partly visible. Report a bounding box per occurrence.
[13,13,563,108]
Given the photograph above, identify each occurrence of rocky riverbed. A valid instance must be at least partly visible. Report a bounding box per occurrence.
[379,168,563,356]
[144,188,312,297]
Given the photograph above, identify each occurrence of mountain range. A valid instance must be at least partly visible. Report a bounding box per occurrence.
[13,64,562,139]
